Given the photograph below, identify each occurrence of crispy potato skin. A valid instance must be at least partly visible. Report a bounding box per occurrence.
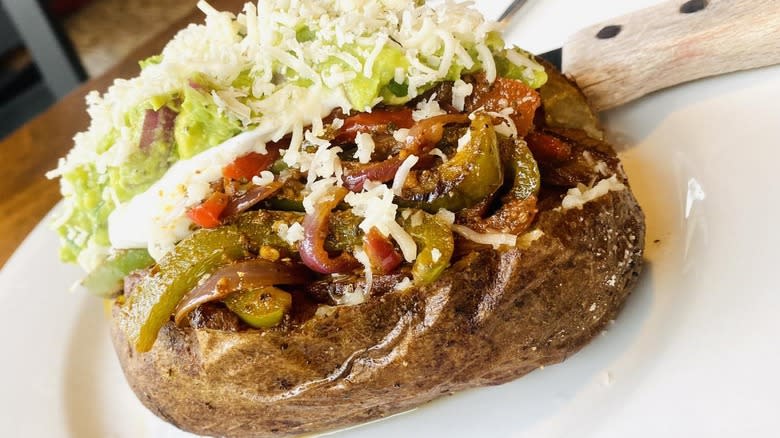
[111,175,644,437]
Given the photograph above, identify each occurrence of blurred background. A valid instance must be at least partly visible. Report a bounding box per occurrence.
[0,0,195,139]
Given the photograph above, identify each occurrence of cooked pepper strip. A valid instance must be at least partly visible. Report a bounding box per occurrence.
[401,210,454,285]
[398,114,503,212]
[81,249,155,297]
[187,192,229,228]
[119,226,249,352]
[363,227,403,274]
[224,286,293,328]
[458,136,540,235]
[263,178,306,211]
[505,137,541,200]
[525,131,572,163]
[222,148,279,181]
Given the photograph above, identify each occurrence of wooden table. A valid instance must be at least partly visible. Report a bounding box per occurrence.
[0,0,245,268]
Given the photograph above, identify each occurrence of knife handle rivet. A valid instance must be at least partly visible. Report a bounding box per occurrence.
[596,25,622,39]
[680,0,708,14]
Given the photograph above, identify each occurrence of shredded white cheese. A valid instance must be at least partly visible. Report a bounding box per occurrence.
[475,43,496,83]
[412,94,446,121]
[302,177,342,215]
[582,150,595,166]
[410,211,424,228]
[252,170,275,186]
[561,175,626,210]
[394,276,413,291]
[275,222,305,246]
[506,48,544,83]
[594,161,611,176]
[517,229,544,249]
[456,129,472,151]
[427,147,448,163]
[353,248,374,297]
[391,154,419,195]
[334,285,367,306]
[354,133,375,164]
[315,305,337,317]
[393,128,410,142]
[344,183,417,262]
[435,208,455,225]
[451,79,473,112]
[212,89,251,125]
[483,109,517,138]
[451,224,517,249]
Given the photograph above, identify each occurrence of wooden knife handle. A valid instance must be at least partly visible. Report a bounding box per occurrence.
[562,0,780,111]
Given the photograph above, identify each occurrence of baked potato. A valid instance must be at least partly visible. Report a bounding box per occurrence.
[110,69,643,438]
[112,190,643,438]
[49,1,645,437]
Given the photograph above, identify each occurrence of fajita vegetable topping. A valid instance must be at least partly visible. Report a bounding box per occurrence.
[48,0,627,353]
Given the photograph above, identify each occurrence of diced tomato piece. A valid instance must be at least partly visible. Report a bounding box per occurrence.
[336,108,415,143]
[525,131,572,162]
[187,192,229,228]
[364,227,403,274]
[222,147,280,181]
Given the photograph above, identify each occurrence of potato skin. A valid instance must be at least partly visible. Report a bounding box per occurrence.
[111,174,644,437]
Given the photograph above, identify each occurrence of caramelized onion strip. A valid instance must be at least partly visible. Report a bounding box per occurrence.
[173,259,310,325]
[299,187,360,274]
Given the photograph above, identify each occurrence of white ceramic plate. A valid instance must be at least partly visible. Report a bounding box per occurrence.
[2,1,780,436]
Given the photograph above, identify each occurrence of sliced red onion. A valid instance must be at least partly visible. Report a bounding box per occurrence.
[342,158,402,192]
[173,259,310,325]
[299,187,360,274]
[334,108,415,143]
[139,106,176,151]
[222,180,284,218]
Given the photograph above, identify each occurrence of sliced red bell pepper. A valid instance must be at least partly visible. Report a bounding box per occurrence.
[364,227,402,274]
[222,145,280,181]
[525,131,572,163]
[187,192,229,228]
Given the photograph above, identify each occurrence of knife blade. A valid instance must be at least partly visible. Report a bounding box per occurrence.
[498,0,529,24]
[530,0,780,111]
[537,47,562,71]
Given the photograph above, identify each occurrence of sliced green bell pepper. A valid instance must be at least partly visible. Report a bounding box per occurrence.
[398,114,503,212]
[119,226,249,352]
[505,137,541,201]
[224,286,293,328]
[401,210,454,285]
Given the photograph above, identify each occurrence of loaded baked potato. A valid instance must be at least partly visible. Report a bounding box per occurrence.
[50,1,644,437]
